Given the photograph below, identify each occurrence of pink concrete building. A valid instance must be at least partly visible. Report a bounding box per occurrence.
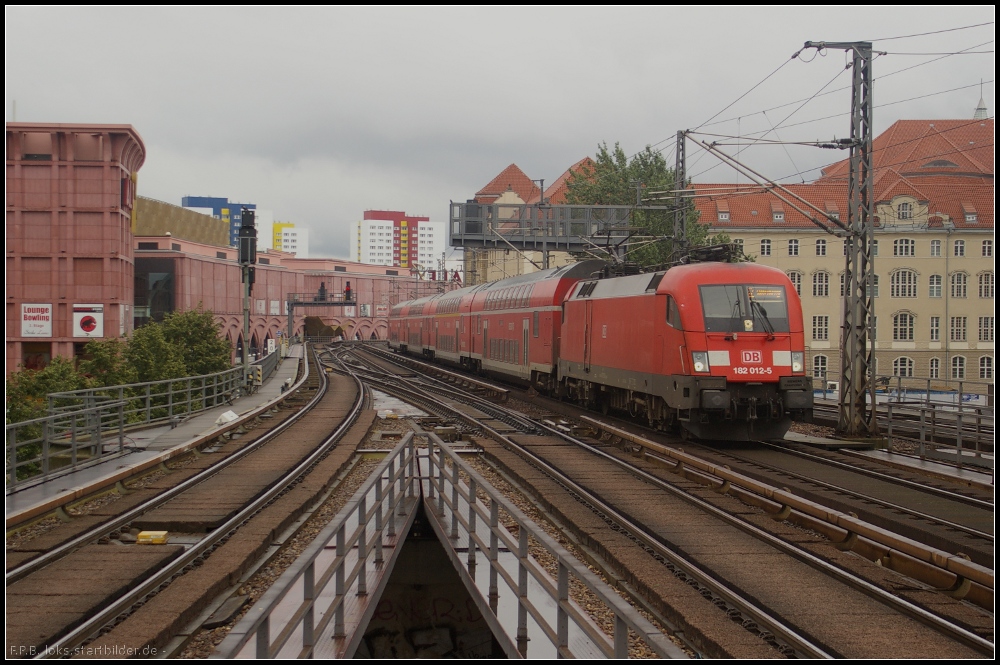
[6,123,146,372]
[134,237,447,361]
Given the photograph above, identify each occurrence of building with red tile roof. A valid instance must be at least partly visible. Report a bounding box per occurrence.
[694,117,994,387]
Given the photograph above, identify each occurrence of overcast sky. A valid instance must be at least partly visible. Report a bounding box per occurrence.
[6,7,994,259]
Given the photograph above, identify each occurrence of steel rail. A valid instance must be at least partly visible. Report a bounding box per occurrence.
[8,350,316,585]
[34,349,365,658]
[347,350,832,658]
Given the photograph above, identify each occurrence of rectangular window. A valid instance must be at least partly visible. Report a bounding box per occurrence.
[950,317,967,342]
[930,317,940,342]
[930,239,941,257]
[980,317,994,342]
[788,239,799,256]
[812,315,829,341]
[928,275,942,298]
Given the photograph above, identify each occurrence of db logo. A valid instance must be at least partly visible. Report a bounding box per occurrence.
[741,350,762,364]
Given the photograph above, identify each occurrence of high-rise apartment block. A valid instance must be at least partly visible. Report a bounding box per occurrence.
[351,210,444,272]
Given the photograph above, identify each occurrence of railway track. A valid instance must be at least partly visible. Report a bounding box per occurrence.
[345,345,994,658]
[5,346,372,659]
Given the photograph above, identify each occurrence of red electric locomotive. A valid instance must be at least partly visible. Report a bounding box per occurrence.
[389,257,812,441]
[559,261,812,440]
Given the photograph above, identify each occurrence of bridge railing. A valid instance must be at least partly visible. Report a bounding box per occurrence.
[5,400,127,488]
[218,432,683,658]
[6,352,279,489]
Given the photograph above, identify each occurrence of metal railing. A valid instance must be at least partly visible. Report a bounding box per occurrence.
[217,433,683,659]
[883,401,994,469]
[46,368,245,426]
[6,353,280,489]
[217,434,422,659]
[6,401,127,488]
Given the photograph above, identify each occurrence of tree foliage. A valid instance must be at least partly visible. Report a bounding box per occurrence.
[565,141,728,268]
[5,358,89,424]
[160,308,232,376]
[6,309,233,424]
[78,338,137,388]
[125,322,188,383]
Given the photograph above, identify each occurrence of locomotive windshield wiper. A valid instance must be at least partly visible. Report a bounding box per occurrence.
[750,299,775,339]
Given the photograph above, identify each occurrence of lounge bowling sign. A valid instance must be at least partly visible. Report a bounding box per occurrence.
[73,304,104,338]
[21,304,53,337]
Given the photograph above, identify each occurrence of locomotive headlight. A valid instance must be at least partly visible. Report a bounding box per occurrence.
[692,351,710,373]
[791,351,804,373]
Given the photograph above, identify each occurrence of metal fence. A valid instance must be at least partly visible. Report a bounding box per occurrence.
[6,352,279,489]
[218,432,682,659]
[5,400,127,488]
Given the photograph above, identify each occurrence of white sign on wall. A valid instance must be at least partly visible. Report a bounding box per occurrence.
[21,304,53,337]
[360,304,371,317]
[344,306,356,317]
[73,304,104,338]
[270,300,281,315]
[255,299,266,314]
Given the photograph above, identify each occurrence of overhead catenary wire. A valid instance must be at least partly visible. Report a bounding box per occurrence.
[696,39,993,132]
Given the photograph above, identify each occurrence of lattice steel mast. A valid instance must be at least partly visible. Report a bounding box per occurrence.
[805,40,878,437]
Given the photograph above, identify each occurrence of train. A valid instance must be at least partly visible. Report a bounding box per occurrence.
[388,254,813,440]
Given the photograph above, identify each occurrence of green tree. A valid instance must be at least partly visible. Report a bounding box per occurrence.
[5,358,88,424]
[565,142,721,268]
[160,308,232,376]
[79,338,137,387]
[126,322,187,383]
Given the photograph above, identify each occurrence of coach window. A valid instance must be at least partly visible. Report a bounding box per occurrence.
[533,311,539,337]
[666,295,683,329]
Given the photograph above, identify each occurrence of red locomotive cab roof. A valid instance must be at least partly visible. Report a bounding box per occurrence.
[656,261,791,294]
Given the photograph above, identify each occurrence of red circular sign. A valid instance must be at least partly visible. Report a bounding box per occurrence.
[80,316,97,333]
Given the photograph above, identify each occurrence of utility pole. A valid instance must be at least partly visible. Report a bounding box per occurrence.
[804,40,877,438]
[238,207,258,389]
[673,130,689,255]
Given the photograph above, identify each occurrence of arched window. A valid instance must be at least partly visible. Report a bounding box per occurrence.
[929,357,940,379]
[812,271,829,297]
[950,272,967,298]
[890,270,917,298]
[981,356,994,380]
[892,312,914,341]
[812,355,828,379]
[951,356,966,380]
[892,357,914,378]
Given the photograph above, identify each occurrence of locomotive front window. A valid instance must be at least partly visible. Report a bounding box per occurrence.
[700,284,790,333]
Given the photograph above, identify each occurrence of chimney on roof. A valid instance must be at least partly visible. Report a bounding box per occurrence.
[973,96,988,120]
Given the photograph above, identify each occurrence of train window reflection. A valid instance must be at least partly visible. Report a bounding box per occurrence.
[700,285,789,333]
